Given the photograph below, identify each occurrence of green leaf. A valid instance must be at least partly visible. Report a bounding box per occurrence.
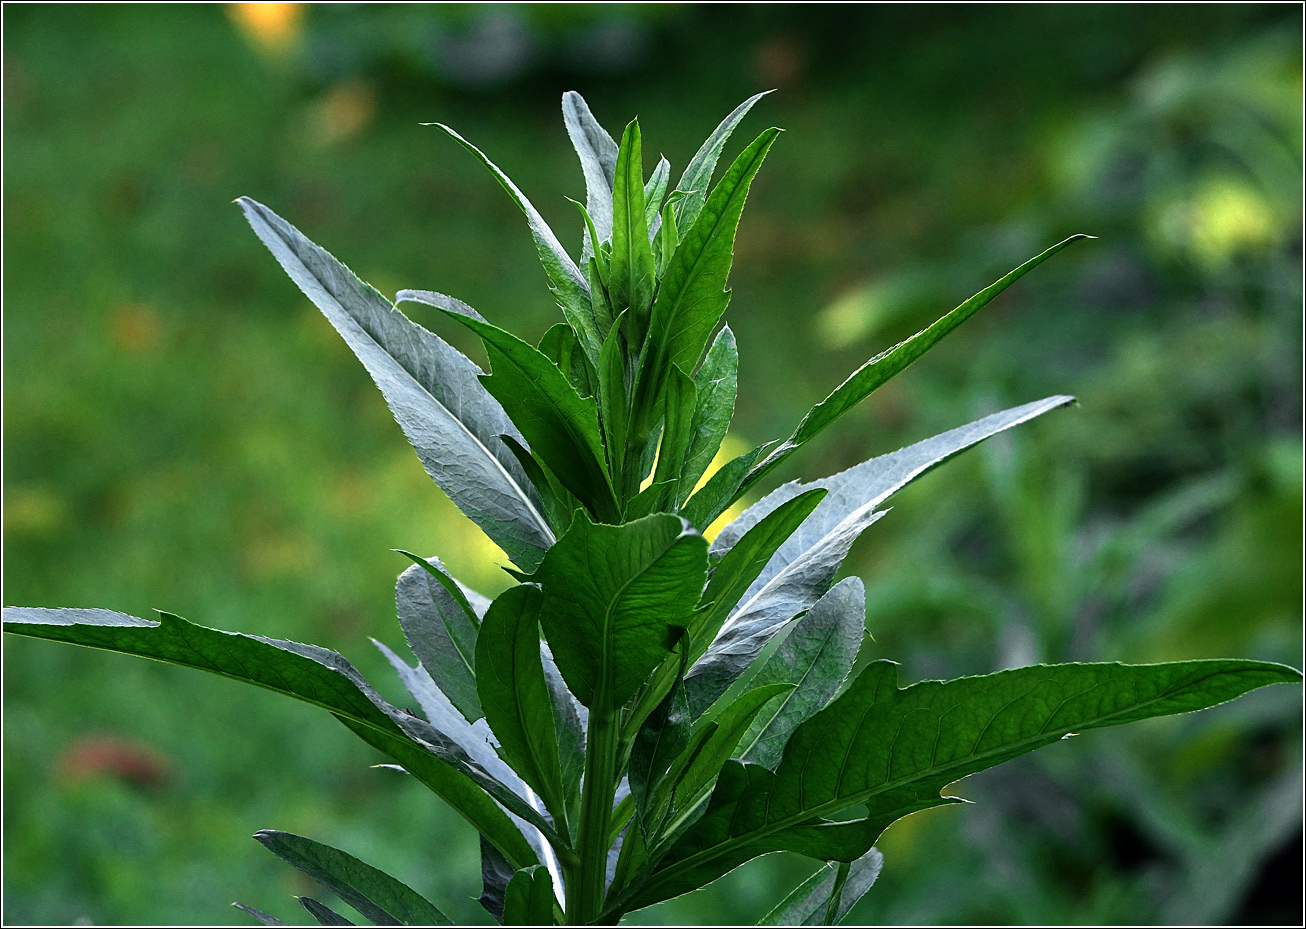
[299,897,356,927]
[503,865,558,926]
[254,830,451,926]
[392,554,481,723]
[427,123,594,342]
[598,315,630,483]
[644,155,671,233]
[417,297,620,523]
[610,120,657,344]
[237,198,554,571]
[629,675,691,836]
[737,578,866,770]
[674,91,773,234]
[690,488,827,666]
[234,903,289,926]
[681,440,779,531]
[539,321,595,399]
[477,836,516,923]
[633,128,781,437]
[476,585,567,827]
[624,658,1302,911]
[688,397,1074,715]
[655,198,679,278]
[531,512,709,712]
[758,849,882,925]
[742,235,1092,496]
[562,91,618,258]
[497,435,580,539]
[650,364,697,511]
[678,326,739,505]
[2,607,539,869]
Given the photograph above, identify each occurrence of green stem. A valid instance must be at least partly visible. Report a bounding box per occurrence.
[823,860,851,926]
[567,705,619,924]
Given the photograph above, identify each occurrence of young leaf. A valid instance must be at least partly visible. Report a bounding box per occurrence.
[649,364,697,512]
[737,578,866,770]
[476,585,567,828]
[687,396,1075,715]
[758,848,883,926]
[742,235,1092,497]
[610,120,656,343]
[633,128,781,437]
[393,555,481,723]
[598,315,630,483]
[503,865,558,926]
[655,198,679,278]
[624,658,1303,912]
[497,435,580,538]
[691,488,828,663]
[629,676,691,835]
[237,198,554,571]
[254,830,451,926]
[644,155,671,235]
[562,91,619,257]
[427,123,595,347]
[299,897,356,927]
[681,440,779,531]
[414,296,620,522]
[674,91,773,234]
[539,322,595,399]
[530,512,709,712]
[678,326,739,505]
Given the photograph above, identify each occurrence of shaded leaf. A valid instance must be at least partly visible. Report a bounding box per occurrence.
[478,835,516,924]
[254,830,451,926]
[649,365,697,512]
[680,440,778,532]
[299,897,357,927]
[497,435,579,538]
[531,512,709,712]
[644,155,671,237]
[238,198,553,571]
[743,236,1092,497]
[539,322,595,399]
[629,676,691,835]
[393,555,481,722]
[758,848,883,925]
[234,903,289,927]
[503,865,558,926]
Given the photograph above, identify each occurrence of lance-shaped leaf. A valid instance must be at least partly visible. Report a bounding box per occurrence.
[737,578,865,771]
[503,865,558,926]
[476,585,566,826]
[498,436,579,539]
[610,120,656,341]
[632,128,781,437]
[416,296,620,523]
[687,396,1075,716]
[644,155,671,235]
[742,235,1092,498]
[0,607,539,869]
[674,91,772,234]
[531,512,709,711]
[234,903,290,926]
[678,326,739,505]
[624,657,1302,912]
[478,836,517,924]
[394,555,481,723]
[563,91,619,258]
[681,440,778,532]
[427,123,597,357]
[539,321,596,399]
[299,897,356,927]
[629,676,691,835]
[254,830,451,926]
[238,198,553,571]
[649,365,697,512]
[598,313,630,482]
[758,848,883,926]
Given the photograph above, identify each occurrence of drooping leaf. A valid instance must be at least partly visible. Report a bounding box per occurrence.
[673,91,773,234]
[234,903,290,926]
[530,512,709,712]
[299,897,357,927]
[758,848,883,925]
[415,297,620,522]
[237,198,554,571]
[393,555,481,722]
[690,488,827,662]
[476,585,567,826]
[644,155,671,236]
[427,123,596,352]
[478,836,517,924]
[687,396,1075,716]
[610,120,656,343]
[742,235,1092,497]
[649,364,697,512]
[737,578,866,770]
[503,865,558,926]
[623,658,1302,912]
[254,830,451,926]
[680,440,779,532]
[562,91,618,258]
[678,326,739,505]
[633,129,781,436]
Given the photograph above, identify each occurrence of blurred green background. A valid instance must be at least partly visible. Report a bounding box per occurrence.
[3,4,1301,925]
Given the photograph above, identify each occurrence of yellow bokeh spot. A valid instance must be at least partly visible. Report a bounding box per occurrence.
[1156,176,1279,269]
[696,434,753,543]
[228,3,304,55]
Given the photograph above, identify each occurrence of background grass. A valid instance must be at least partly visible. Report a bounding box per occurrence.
[4,4,1301,925]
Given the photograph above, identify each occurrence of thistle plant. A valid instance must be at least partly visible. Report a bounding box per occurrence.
[5,92,1300,927]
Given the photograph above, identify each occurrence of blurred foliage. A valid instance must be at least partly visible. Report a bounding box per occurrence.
[3,4,1301,926]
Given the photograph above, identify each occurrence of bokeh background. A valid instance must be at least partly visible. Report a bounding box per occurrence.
[4,4,1302,925]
